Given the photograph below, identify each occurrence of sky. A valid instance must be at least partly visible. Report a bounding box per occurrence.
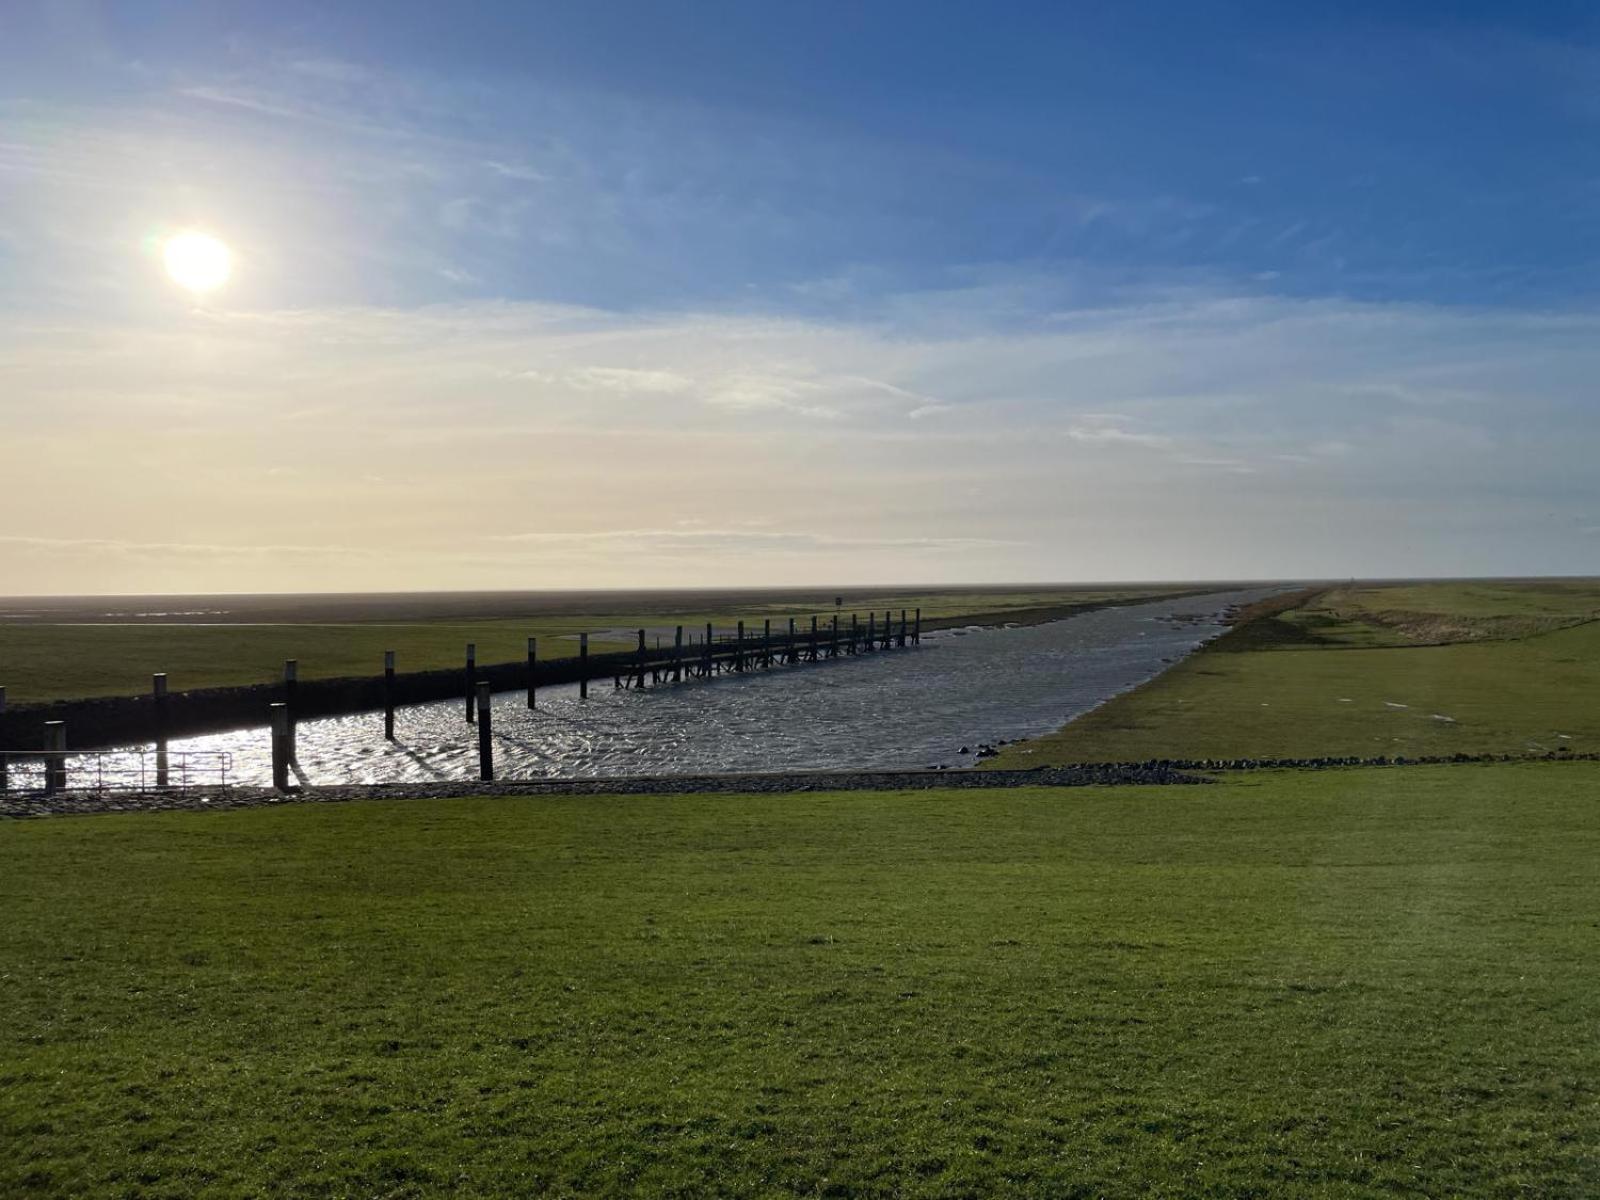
[2,1,1598,594]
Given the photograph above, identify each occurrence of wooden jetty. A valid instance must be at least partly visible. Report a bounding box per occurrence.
[611,609,921,691]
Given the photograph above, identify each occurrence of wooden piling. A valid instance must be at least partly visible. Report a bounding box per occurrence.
[763,618,772,668]
[674,625,684,682]
[579,633,589,699]
[787,617,797,664]
[384,651,397,739]
[153,673,170,787]
[914,607,922,644]
[465,643,478,723]
[736,621,746,671]
[476,681,494,782]
[636,629,648,687]
[269,703,290,791]
[283,659,299,761]
[899,609,907,648]
[883,611,893,650]
[0,685,7,794]
[809,615,819,661]
[704,622,713,677]
[831,614,839,657]
[850,614,859,654]
[526,638,537,709]
[43,719,66,795]
[867,611,876,651]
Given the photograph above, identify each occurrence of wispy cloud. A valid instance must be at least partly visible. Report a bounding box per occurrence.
[3,284,1599,591]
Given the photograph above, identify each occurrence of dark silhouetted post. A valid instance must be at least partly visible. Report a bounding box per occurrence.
[384,651,397,739]
[476,681,494,781]
[636,629,648,687]
[674,625,684,682]
[883,611,893,650]
[736,621,745,671]
[283,660,299,761]
[899,609,907,648]
[465,644,478,723]
[762,618,772,667]
[269,703,290,791]
[867,611,876,651]
[850,614,859,654]
[914,607,922,644]
[831,614,839,657]
[809,615,818,661]
[43,720,66,795]
[704,622,714,676]
[0,685,7,794]
[579,633,589,699]
[153,673,170,787]
[787,617,797,664]
[526,638,537,709]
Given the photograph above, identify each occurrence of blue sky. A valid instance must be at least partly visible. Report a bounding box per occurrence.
[2,2,1598,591]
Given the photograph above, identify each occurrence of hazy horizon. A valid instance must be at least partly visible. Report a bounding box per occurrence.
[5,4,1598,593]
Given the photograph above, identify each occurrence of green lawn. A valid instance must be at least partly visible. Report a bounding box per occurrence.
[4,766,1598,1196]
[0,586,1181,705]
[994,580,1600,766]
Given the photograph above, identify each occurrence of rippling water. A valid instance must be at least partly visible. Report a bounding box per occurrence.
[30,588,1272,790]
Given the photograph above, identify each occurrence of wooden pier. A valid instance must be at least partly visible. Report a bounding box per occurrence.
[611,609,921,691]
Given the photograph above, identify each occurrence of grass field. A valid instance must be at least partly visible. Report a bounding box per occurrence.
[993,579,1600,766]
[4,765,1598,1196]
[0,585,1189,705]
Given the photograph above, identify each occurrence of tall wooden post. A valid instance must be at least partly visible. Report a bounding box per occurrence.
[636,629,648,687]
[43,720,66,795]
[269,703,290,791]
[867,611,876,651]
[831,614,839,657]
[883,611,893,650]
[809,615,819,661]
[384,651,397,739]
[153,673,170,787]
[579,633,589,699]
[914,607,922,644]
[0,685,7,794]
[526,638,537,709]
[283,659,299,761]
[899,609,907,648]
[465,644,478,723]
[476,681,494,782]
[674,625,684,682]
[736,621,745,671]
[787,617,797,664]
[704,622,714,676]
[850,614,859,654]
[763,618,772,667]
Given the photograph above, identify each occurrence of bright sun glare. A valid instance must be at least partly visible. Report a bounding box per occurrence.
[163,231,232,293]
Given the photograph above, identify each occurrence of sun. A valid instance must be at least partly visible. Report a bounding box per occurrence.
[163,231,232,293]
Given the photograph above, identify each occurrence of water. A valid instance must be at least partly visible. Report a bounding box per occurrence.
[31,588,1272,789]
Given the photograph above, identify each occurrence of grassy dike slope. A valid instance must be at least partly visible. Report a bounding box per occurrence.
[992,580,1600,766]
[4,768,1599,1196]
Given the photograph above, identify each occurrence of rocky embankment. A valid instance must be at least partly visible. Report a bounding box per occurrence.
[3,750,1593,820]
[1,762,1210,819]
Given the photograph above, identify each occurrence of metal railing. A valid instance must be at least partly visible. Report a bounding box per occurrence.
[0,750,234,795]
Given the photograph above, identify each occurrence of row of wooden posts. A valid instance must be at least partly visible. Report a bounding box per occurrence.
[0,609,921,795]
[266,607,922,789]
